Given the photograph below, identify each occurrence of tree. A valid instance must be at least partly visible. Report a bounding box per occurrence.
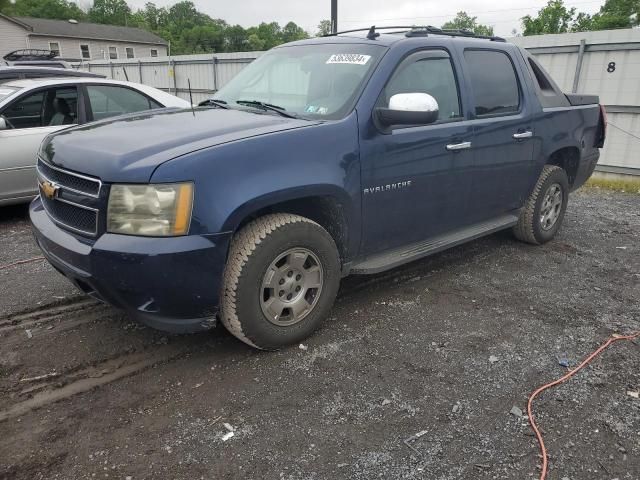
[522,0,576,35]
[247,33,266,51]
[254,22,282,50]
[589,0,640,29]
[442,11,494,36]
[89,0,131,26]
[2,0,87,20]
[281,21,308,43]
[316,19,332,36]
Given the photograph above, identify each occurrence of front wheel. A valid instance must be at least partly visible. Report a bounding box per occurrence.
[220,213,341,350]
[513,165,569,245]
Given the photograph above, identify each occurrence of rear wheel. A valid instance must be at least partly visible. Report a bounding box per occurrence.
[221,213,340,350]
[513,165,569,245]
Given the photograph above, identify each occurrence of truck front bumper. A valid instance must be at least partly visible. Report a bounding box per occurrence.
[30,197,231,333]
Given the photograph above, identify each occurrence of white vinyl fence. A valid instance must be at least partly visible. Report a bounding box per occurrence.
[511,28,640,177]
[75,51,263,105]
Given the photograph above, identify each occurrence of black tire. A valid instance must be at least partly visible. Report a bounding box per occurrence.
[513,165,569,245]
[220,213,341,350]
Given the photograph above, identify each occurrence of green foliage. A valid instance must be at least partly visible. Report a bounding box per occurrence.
[89,0,131,26]
[522,0,576,35]
[441,11,495,36]
[316,19,332,36]
[1,0,87,21]
[522,0,640,35]
[589,0,640,29]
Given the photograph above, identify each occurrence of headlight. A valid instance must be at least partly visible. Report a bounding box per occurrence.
[107,183,193,237]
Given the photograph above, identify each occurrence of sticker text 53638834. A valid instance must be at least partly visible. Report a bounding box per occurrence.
[326,54,372,65]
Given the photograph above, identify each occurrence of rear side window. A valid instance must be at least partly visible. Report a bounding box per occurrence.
[86,85,162,121]
[528,58,555,94]
[464,50,520,116]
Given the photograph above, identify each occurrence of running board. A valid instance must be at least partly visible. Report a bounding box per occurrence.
[350,213,519,274]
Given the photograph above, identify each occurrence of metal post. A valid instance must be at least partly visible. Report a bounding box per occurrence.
[138,59,143,83]
[572,39,586,93]
[331,0,338,33]
[109,61,114,79]
[212,56,218,92]
[170,59,177,95]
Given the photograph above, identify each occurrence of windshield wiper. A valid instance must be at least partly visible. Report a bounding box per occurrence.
[236,100,299,119]
[198,98,230,109]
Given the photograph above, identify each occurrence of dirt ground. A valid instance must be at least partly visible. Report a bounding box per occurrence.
[0,188,638,480]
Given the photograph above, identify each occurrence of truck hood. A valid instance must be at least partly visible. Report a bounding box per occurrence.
[41,107,319,183]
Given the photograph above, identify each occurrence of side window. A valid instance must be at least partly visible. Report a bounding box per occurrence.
[86,85,162,121]
[383,55,461,122]
[464,50,520,116]
[2,87,78,129]
[528,58,555,94]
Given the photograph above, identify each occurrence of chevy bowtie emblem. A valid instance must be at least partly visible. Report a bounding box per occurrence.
[40,180,59,200]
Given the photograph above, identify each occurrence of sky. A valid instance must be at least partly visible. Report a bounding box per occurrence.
[124,0,604,37]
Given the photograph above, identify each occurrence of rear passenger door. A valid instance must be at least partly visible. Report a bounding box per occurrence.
[461,49,535,221]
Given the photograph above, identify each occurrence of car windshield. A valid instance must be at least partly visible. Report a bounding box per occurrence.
[212,43,386,120]
[0,86,18,101]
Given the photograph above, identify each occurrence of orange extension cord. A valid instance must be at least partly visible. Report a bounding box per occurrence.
[0,256,45,271]
[528,331,640,480]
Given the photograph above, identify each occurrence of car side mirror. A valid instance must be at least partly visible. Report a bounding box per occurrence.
[376,93,439,127]
[0,116,7,130]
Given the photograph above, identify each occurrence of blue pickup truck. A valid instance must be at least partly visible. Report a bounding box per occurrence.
[30,27,606,349]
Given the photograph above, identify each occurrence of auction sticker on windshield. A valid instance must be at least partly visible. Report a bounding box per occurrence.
[326,54,371,65]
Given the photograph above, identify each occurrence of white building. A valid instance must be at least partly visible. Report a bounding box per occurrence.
[0,14,168,62]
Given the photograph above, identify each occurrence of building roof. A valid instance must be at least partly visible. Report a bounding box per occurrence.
[1,14,167,46]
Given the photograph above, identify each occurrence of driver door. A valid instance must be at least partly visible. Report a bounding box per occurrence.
[359,49,475,254]
[0,86,79,202]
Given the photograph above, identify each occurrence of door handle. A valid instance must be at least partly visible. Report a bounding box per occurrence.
[513,131,533,139]
[446,141,472,151]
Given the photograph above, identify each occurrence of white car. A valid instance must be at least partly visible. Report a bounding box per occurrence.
[0,77,190,205]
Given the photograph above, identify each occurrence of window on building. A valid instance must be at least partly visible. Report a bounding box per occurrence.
[109,46,118,60]
[80,44,90,60]
[464,50,520,117]
[49,42,60,56]
[126,47,135,59]
[86,85,162,121]
[150,49,158,58]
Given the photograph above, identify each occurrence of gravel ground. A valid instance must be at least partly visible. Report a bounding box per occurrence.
[0,189,638,480]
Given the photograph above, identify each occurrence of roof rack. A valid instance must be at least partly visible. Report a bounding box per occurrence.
[3,49,58,62]
[323,25,506,43]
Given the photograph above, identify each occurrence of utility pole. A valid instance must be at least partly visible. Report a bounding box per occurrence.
[331,0,338,33]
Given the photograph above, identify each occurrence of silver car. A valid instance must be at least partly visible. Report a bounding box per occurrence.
[0,77,190,205]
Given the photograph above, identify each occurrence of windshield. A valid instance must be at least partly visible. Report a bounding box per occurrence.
[213,43,385,120]
[0,86,18,102]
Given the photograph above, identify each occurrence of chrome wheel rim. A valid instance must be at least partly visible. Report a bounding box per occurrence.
[260,248,324,327]
[540,183,563,231]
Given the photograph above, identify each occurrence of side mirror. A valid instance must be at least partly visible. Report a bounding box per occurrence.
[0,116,7,130]
[376,93,439,127]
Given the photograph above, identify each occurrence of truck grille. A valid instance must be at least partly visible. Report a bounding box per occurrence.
[37,158,101,197]
[37,158,102,237]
